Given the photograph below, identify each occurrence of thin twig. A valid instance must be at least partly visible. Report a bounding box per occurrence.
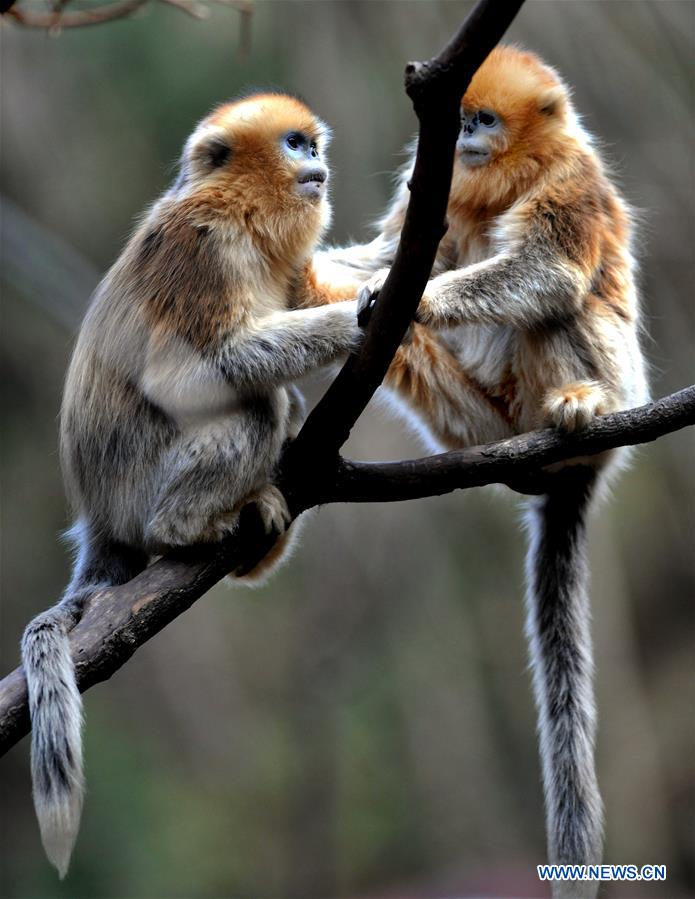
[4,0,251,31]
[160,0,209,20]
[6,0,149,28]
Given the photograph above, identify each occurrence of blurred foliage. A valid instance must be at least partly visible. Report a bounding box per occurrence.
[1,2,693,897]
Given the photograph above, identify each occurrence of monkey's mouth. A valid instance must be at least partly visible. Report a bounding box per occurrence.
[296,167,328,199]
[458,144,491,167]
[297,172,327,185]
[459,147,490,165]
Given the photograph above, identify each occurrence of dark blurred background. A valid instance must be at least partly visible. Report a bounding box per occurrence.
[1,2,693,897]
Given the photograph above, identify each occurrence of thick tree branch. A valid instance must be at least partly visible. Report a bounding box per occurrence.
[323,386,695,505]
[1,386,693,755]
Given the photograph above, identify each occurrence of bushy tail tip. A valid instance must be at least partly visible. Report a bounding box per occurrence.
[22,608,85,878]
[35,788,83,879]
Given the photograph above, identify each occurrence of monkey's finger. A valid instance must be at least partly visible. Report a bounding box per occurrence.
[231,502,282,576]
[251,485,291,534]
[357,281,376,311]
[357,293,379,328]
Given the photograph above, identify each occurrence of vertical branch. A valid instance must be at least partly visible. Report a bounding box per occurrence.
[286,0,525,468]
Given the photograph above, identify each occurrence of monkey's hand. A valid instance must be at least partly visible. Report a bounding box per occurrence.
[357,268,390,327]
[357,268,420,345]
[543,381,610,432]
[244,483,292,536]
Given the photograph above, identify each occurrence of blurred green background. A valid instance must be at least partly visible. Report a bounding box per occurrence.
[1,2,693,897]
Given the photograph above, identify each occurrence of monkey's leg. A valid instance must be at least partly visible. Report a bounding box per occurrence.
[524,468,602,899]
[145,421,298,583]
[539,380,625,476]
[22,523,147,878]
[144,413,284,552]
[384,324,513,450]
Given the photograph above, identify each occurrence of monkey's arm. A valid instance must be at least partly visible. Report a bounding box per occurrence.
[296,175,411,309]
[295,229,400,310]
[292,259,361,309]
[361,198,596,329]
[416,246,589,329]
[418,199,598,329]
[218,303,362,388]
[318,235,394,281]
[293,238,394,310]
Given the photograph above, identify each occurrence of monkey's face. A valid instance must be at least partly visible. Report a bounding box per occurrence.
[453,45,569,182]
[281,130,329,201]
[175,93,332,252]
[457,107,505,167]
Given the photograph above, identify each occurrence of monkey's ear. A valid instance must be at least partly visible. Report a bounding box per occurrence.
[316,120,332,148]
[202,136,232,169]
[538,85,566,117]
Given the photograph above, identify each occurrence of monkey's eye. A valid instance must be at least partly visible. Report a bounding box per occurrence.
[478,111,497,127]
[310,141,318,158]
[286,133,303,151]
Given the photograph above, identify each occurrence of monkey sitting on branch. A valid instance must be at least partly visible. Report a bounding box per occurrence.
[22,93,363,878]
[309,46,648,897]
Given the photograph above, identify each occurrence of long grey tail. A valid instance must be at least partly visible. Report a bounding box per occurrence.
[21,600,85,879]
[21,525,147,878]
[524,468,603,897]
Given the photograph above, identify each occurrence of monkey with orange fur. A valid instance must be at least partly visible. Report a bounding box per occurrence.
[21,93,364,880]
[310,47,648,898]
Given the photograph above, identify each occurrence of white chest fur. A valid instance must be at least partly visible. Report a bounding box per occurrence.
[141,335,241,429]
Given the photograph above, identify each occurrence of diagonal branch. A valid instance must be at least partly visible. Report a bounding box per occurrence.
[286,0,525,466]
[1,385,693,755]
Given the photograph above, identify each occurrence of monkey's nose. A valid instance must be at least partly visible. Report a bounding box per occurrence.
[297,164,327,185]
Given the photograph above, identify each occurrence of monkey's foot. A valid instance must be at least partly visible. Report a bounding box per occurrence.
[544,381,609,432]
[244,484,291,535]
